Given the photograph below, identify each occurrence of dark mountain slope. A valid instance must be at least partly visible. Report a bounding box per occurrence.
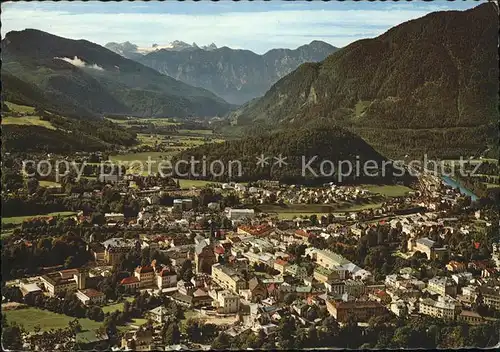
[229,3,498,158]
[172,124,412,185]
[1,29,232,118]
[136,41,338,104]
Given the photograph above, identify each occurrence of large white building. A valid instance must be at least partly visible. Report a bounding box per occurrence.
[419,297,460,320]
[213,290,240,314]
[226,208,255,220]
[76,289,106,305]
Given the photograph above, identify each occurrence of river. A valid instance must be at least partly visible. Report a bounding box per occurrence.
[441,175,478,201]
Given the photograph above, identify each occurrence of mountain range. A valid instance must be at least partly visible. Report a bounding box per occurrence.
[1,29,232,119]
[108,40,338,104]
[227,3,498,158]
[105,40,218,60]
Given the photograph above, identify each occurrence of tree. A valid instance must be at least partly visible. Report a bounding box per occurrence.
[284,293,297,305]
[26,177,40,194]
[211,332,231,350]
[163,322,181,345]
[2,322,23,350]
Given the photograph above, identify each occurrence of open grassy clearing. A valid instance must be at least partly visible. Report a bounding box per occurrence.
[362,184,413,197]
[39,180,62,188]
[175,179,221,189]
[1,228,16,239]
[5,102,36,113]
[485,183,500,189]
[4,307,101,332]
[106,117,180,126]
[178,129,213,135]
[2,116,56,130]
[102,297,135,314]
[2,211,77,225]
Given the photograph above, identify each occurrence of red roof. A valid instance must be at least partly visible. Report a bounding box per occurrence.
[80,288,105,297]
[120,277,139,285]
[274,259,288,267]
[214,245,225,254]
[239,224,272,236]
[135,265,154,274]
[295,229,309,238]
[158,268,176,277]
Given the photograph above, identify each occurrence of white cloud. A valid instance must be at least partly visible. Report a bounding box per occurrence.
[1,5,472,53]
[55,56,104,71]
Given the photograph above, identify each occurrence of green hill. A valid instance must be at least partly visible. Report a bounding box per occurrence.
[229,3,498,159]
[172,124,414,185]
[1,29,232,119]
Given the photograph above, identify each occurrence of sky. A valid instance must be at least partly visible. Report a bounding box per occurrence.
[1,0,484,54]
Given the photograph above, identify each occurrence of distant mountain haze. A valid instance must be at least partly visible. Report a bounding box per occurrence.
[1,29,232,119]
[228,3,499,158]
[106,40,338,104]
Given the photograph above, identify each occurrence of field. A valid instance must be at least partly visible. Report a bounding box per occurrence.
[102,297,135,314]
[4,307,101,332]
[362,185,413,197]
[1,116,56,130]
[39,180,62,188]
[2,211,77,225]
[258,200,383,219]
[178,129,213,135]
[5,102,36,113]
[175,179,221,189]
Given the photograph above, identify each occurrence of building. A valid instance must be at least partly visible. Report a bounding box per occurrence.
[40,272,78,297]
[211,263,247,293]
[76,289,106,305]
[274,259,289,274]
[285,264,308,279]
[419,297,460,320]
[314,266,338,283]
[19,283,42,299]
[237,224,272,237]
[325,280,345,296]
[121,328,153,351]
[148,306,171,324]
[315,249,350,269]
[104,212,125,223]
[428,277,458,297]
[134,265,155,288]
[390,301,409,317]
[99,174,122,184]
[75,331,109,350]
[479,285,500,310]
[247,277,268,302]
[326,300,387,323]
[344,280,366,298]
[120,276,140,289]
[157,267,177,289]
[408,237,449,260]
[195,241,217,274]
[459,310,485,324]
[227,208,255,220]
[102,238,138,265]
[446,261,466,273]
[213,290,240,314]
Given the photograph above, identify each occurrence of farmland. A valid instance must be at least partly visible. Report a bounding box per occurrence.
[4,307,101,332]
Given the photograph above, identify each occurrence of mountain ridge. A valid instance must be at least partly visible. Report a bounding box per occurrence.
[131,40,338,104]
[227,3,499,158]
[1,29,232,119]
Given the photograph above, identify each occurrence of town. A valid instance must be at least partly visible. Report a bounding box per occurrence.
[2,155,499,350]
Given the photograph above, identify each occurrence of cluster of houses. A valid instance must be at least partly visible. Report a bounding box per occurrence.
[9,169,500,350]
